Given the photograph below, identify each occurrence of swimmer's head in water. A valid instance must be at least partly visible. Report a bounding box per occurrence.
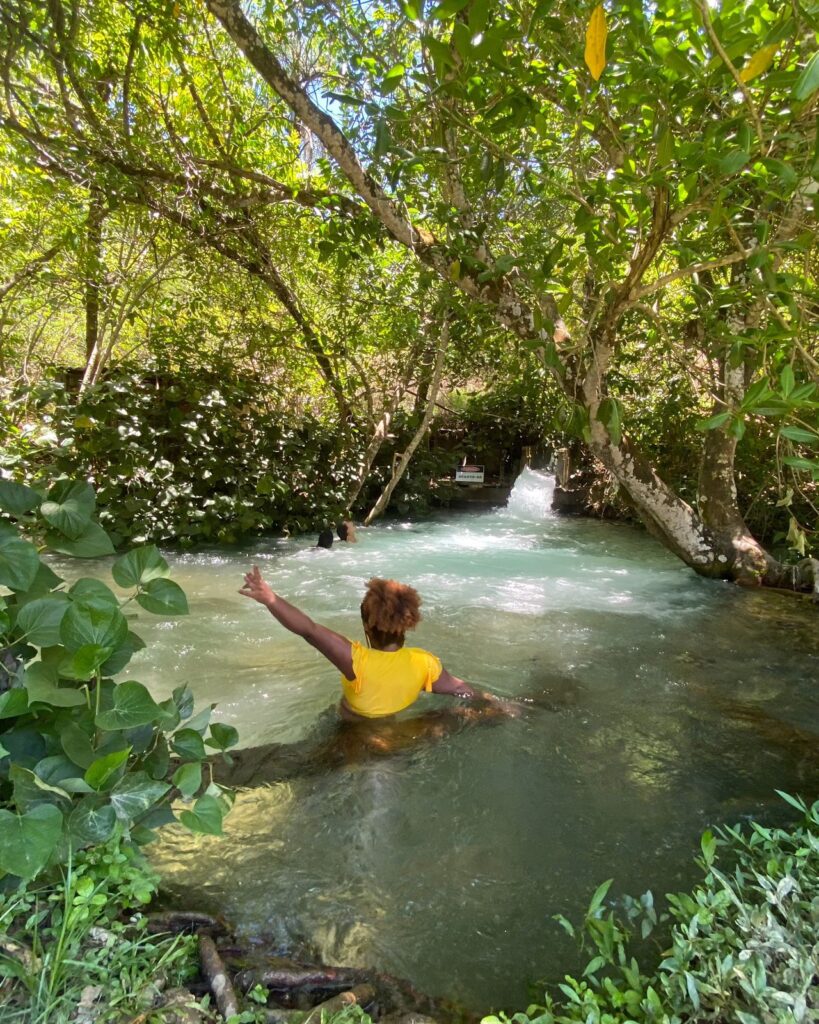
[337,522,349,541]
[360,578,421,649]
[317,529,334,549]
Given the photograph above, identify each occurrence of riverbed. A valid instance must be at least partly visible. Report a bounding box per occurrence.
[123,470,819,1012]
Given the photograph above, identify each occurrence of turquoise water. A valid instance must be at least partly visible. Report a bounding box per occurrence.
[118,470,818,1012]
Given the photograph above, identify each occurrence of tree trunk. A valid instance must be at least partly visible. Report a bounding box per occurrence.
[364,317,449,525]
[82,187,105,381]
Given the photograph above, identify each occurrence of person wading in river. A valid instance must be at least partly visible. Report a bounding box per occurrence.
[238,568,506,720]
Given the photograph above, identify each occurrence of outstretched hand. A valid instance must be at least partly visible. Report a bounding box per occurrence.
[239,566,276,606]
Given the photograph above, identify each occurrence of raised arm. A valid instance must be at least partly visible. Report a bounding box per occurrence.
[239,567,354,679]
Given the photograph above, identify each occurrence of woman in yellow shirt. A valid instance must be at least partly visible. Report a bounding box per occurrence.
[239,568,498,719]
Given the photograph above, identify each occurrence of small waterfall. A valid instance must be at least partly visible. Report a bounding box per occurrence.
[505,467,556,520]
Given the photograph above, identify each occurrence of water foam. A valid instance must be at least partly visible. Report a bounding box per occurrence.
[504,466,556,520]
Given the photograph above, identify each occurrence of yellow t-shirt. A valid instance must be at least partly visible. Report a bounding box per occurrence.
[341,641,443,718]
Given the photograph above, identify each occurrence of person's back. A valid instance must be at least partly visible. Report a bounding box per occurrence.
[342,643,441,717]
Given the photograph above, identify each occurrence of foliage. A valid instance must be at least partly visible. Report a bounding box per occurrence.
[485,794,819,1024]
[0,839,199,1024]
[2,367,363,544]
[0,474,236,883]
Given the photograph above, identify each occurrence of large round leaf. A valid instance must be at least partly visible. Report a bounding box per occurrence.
[59,643,114,680]
[0,537,40,592]
[0,480,42,518]
[69,578,120,610]
[40,480,95,539]
[25,662,86,708]
[135,578,188,616]
[112,546,169,588]
[110,771,170,822]
[67,799,117,848]
[0,804,63,879]
[60,601,128,653]
[84,747,131,791]
[95,681,162,730]
[15,595,70,647]
[45,522,114,558]
[178,793,223,836]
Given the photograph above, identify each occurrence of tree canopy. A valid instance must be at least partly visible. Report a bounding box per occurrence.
[0,0,817,585]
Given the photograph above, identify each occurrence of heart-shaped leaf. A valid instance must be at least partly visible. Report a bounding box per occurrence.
[135,579,188,616]
[40,480,95,539]
[46,522,114,558]
[60,601,128,654]
[0,537,40,592]
[84,747,131,791]
[15,595,70,646]
[178,793,223,836]
[96,681,162,730]
[0,804,63,879]
[0,480,42,518]
[110,771,170,822]
[112,546,169,588]
[68,799,117,848]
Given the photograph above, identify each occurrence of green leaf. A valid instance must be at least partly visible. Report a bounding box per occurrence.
[178,793,223,836]
[96,681,163,730]
[84,747,131,791]
[696,411,731,431]
[68,799,117,848]
[0,537,40,591]
[144,735,170,780]
[587,878,613,916]
[0,804,63,879]
[701,829,717,866]
[45,522,114,558]
[779,425,817,444]
[171,728,207,760]
[718,150,749,175]
[780,364,795,397]
[794,52,819,101]
[40,480,95,539]
[173,683,195,720]
[69,578,120,610]
[782,455,819,471]
[59,644,113,680]
[112,546,169,589]
[206,722,239,751]
[100,630,145,677]
[0,689,29,719]
[15,595,70,646]
[61,722,96,770]
[110,771,170,822]
[172,761,202,799]
[430,0,469,18]
[135,579,188,616]
[60,601,128,654]
[0,480,42,517]
[25,662,86,707]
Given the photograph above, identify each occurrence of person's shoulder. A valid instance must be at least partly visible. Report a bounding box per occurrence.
[404,645,437,661]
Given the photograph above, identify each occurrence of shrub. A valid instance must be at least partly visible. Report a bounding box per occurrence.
[485,794,819,1024]
[0,474,236,884]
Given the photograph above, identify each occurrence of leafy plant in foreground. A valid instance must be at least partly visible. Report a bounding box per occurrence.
[0,839,199,1024]
[485,794,819,1024]
[0,475,237,884]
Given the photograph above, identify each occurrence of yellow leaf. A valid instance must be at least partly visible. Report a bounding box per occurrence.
[448,258,461,282]
[585,5,608,82]
[739,43,779,83]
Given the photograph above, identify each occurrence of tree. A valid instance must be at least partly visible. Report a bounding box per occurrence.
[1,0,817,586]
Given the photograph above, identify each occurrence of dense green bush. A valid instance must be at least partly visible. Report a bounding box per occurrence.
[485,794,818,1024]
[0,475,236,883]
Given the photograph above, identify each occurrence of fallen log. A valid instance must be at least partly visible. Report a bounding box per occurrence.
[199,933,240,1020]
[233,961,367,994]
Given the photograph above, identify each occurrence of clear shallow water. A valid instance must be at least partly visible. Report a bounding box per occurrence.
[98,471,819,1011]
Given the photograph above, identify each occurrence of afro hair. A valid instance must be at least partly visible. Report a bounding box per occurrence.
[360,578,422,642]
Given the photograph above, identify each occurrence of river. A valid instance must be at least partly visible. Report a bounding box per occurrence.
[121,469,819,1012]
